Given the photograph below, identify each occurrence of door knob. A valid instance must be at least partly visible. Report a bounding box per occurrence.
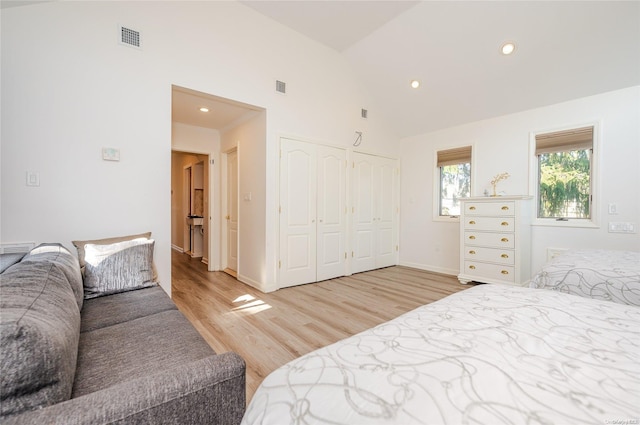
[225,215,230,220]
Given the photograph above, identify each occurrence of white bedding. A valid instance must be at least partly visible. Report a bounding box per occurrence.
[242,284,640,425]
[530,250,640,306]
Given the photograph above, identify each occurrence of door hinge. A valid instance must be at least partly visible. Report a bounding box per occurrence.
[278,260,281,269]
[351,251,354,257]
[344,252,347,259]
[396,245,399,251]
[210,159,214,165]
[279,205,281,213]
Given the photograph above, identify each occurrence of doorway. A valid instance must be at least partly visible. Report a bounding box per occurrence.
[171,151,209,261]
[171,84,266,286]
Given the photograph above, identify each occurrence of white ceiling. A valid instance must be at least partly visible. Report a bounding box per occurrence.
[175,1,640,138]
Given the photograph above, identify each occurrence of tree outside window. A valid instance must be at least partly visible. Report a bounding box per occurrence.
[535,126,594,221]
[437,146,472,217]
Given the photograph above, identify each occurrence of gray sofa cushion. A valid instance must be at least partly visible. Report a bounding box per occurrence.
[23,243,84,310]
[80,286,177,333]
[0,253,26,274]
[72,310,215,397]
[0,253,81,417]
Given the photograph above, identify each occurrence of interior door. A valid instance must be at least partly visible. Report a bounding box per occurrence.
[375,158,397,268]
[279,139,317,287]
[226,150,238,273]
[352,153,398,273]
[316,145,346,281]
[351,153,376,273]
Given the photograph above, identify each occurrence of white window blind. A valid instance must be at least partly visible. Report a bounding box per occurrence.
[437,146,472,167]
[535,126,593,155]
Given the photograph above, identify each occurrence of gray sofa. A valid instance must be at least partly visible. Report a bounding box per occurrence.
[0,243,246,424]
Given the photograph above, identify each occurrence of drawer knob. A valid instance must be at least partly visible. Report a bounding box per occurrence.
[501,221,509,226]
[501,254,509,258]
[469,250,476,255]
[469,220,476,225]
[469,235,476,240]
[501,237,509,242]
[501,206,509,210]
[469,265,476,270]
[501,270,509,275]
[469,206,476,210]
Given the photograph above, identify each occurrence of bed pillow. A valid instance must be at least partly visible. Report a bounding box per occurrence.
[83,238,157,299]
[72,232,157,281]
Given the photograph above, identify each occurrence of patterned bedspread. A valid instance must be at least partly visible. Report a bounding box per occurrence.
[242,284,640,425]
[530,250,640,306]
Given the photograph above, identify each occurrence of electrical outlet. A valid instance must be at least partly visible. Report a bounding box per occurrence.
[608,203,618,214]
[608,222,637,233]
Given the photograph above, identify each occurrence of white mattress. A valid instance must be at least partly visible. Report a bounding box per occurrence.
[242,284,640,425]
[530,249,640,306]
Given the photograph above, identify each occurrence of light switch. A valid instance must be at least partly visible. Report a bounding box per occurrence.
[608,203,618,214]
[26,172,40,187]
[243,192,252,201]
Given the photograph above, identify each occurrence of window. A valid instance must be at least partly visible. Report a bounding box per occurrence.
[437,146,471,217]
[533,125,595,223]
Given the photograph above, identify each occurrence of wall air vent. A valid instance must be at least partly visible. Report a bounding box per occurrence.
[276,80,286,94]
[119,25,141,49]
[361,108,368,119]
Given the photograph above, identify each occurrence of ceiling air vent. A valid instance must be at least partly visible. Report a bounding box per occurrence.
[119,25,141,49]
[275,80,286,94]
[361,108,368,119]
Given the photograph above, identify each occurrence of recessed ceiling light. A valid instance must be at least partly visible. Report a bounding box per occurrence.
[199,107,209,112]
[501,42,516,55]
[410,80,420,89]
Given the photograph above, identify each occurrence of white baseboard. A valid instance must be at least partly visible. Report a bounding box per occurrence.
[171,244,184,253]
[237,273,278,293]
[399,261,458,277]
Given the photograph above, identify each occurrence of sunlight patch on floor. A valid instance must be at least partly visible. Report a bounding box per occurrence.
[231,294,272,316]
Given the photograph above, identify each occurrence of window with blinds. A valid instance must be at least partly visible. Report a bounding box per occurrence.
[437,146,471,217]
[535,126,594,220]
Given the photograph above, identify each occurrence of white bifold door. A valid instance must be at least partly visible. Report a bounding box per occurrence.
[279,138,347,288]
[351,152,398,274]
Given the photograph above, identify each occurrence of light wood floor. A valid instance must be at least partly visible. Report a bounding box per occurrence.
[171,251,471,403]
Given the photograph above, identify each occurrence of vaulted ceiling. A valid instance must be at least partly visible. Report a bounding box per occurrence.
[174,1,639,138]
[242,1,640,138]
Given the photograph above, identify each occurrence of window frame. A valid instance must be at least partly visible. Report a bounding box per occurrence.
[528,122,600,228]
[433,144,474,222]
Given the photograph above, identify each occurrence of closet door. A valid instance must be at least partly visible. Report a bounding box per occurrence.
[352,152,398,273]
[279,139,347,287]
[279,139,317,288]
[351,154,377,273]
[316,145,346,281]
[375,159,397,268]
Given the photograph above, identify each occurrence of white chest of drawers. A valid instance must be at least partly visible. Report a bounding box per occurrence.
[458,196,532,286]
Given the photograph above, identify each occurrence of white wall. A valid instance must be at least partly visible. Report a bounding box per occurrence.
[221,111,270,290]
[400,86,640,277]
[1,1,398,294]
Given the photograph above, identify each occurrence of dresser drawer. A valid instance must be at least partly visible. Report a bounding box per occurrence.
[465,201,515,216]
[464,246,515,265]
[464,231,515,248]
[464,216,515,231]
[463,261,516,283]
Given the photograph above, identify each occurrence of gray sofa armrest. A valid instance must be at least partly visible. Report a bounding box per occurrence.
[4,352,246,425]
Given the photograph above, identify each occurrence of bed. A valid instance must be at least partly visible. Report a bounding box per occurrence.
[241,284,640,425]
[529,249,640,306]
